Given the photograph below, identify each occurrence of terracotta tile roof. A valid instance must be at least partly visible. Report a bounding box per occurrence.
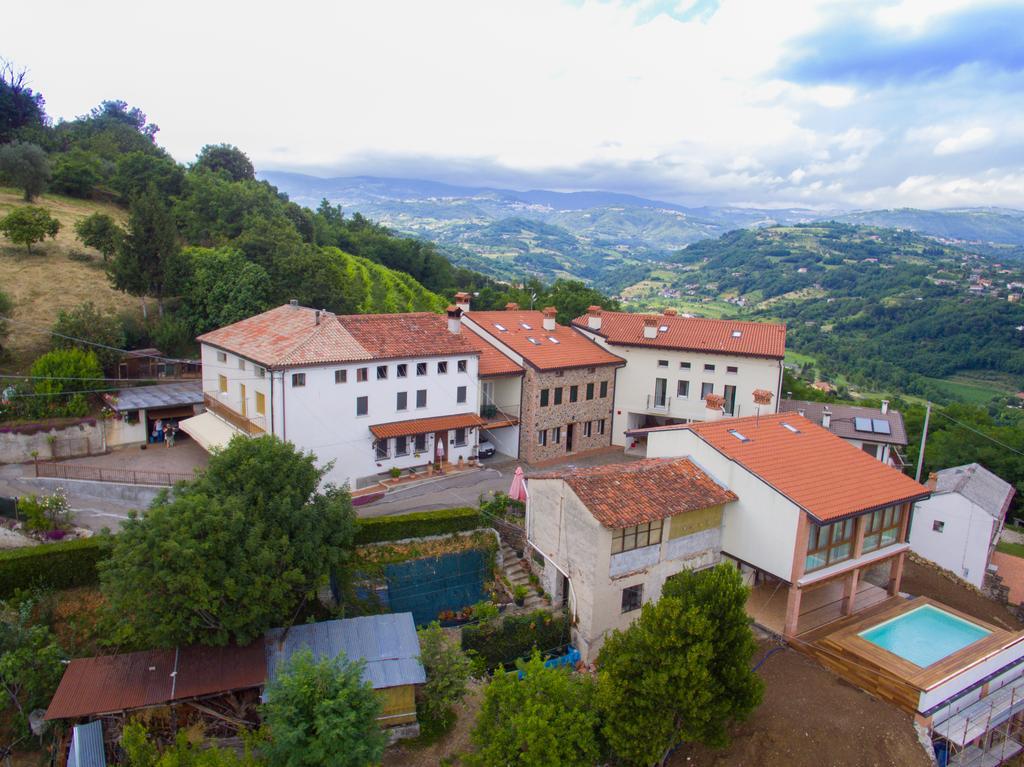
[465,310,624,371]
[45,643,266,720]
[369,412,486,439]
[459,326,524,377]
[197,305,480,369]
[530,458,737,528]
[668,413,930,522]
[573,310,786,359]
[779,399,908,446]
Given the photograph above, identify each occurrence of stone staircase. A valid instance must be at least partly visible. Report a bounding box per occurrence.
[501,543,546,612]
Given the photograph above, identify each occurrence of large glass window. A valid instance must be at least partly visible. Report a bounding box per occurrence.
[805,518,855,572]
[862,505,903,553]
[395,436,409,456]
[375,439,388,459]
[611,521,663,554]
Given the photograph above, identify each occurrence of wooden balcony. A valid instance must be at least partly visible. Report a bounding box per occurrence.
[203,393,267,436]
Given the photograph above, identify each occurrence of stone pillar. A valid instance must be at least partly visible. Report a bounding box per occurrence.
[784,584,803,637]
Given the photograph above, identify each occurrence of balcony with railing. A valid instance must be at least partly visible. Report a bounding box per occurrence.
[480,401,520,429]
[204,392,267,436]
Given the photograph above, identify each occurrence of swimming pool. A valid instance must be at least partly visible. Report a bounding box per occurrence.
[858,604,990,667]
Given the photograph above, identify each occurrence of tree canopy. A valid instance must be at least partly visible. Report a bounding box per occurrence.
[111,186,185,314]
[74,211,125,261]
[0,60,47,144]
[260,648,386,767]
[51,301,127,373]
[194,144,255,182]
[0,141,50,201]
[100,436,357,646]
[0,205,59,252]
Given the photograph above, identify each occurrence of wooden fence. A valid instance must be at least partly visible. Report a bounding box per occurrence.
[34,461,194,486]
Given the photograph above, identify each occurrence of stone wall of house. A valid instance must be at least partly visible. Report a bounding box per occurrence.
[0,419,106,464]
[518,365,617,464]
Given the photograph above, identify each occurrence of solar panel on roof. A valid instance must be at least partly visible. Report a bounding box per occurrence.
[854,417,873,432]
[872,419,892,435]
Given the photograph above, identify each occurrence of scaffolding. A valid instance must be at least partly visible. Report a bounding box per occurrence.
[931,676,1024,766]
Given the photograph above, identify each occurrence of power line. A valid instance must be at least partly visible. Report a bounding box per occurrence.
[0,314,193,364]
[930,407,1024,459]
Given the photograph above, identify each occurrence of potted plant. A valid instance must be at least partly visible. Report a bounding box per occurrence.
[389,467,401,479]
[513,585,528,607]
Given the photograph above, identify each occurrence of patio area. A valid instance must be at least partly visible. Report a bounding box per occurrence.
[747,574,891,636]
[58,438,210,477]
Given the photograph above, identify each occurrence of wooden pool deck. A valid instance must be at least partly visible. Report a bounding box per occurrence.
[793,597,1024,714]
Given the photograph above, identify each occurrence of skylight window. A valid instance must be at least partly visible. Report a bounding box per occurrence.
[520,323,533,330]
[728,429,750,443]
[527,337,541,345]
[659,325,669,332]
[731,330,743,338]
[548,336,560,344]
[781,422,800,433]
[494,323,507,332]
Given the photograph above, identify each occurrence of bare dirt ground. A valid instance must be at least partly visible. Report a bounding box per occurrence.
[667,640,932,767]
[383,681,483,766]
[900,557,1023,630]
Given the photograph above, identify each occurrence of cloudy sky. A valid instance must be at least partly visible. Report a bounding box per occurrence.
[6,0,1024,208]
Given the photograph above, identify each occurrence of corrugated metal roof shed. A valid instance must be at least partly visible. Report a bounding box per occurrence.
[46,642,266,720]
[265,613,425,690]
[108,381,203,412]
[67,720,106,767]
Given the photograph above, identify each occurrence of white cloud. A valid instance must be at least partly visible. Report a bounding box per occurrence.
[934,126,994,156]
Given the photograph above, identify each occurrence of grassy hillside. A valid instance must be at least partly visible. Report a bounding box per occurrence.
[0,188,141,369]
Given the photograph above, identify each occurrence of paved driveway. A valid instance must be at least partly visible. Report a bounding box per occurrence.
[359,449,641,517]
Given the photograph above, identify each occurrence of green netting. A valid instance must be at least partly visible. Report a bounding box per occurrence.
[385,549,486,625]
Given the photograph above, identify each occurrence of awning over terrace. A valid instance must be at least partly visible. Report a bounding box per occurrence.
[178,412,242,453]
[369,413,486,440]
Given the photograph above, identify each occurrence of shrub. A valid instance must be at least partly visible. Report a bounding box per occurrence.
[0,537,107,598]
[417,622,474,732]
[461,609,569,670]
[17,489,71,535]
[353,507,482,545]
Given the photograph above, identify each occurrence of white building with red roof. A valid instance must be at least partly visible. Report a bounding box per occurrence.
[571,306,786,446]
[188,302,485,489]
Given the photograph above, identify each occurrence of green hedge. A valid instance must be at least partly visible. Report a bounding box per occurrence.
[354,507,483,546]
[462,610,570,670]
[0,537,108,598]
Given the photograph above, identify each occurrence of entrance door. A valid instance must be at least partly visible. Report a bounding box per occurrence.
[566,422,574,452]
[723,384,736,416]
[434,431,448,464]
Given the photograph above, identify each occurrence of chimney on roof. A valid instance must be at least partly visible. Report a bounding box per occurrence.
[542,307,557,331]
[927,471,938,490]
[643,315,658,339]
[797,408,805,417]
[821,406,831,429]
[881,400,889,414]
[289,299,298,307]
[454,292,471,312]
[586,305,602,330]
[446,305,462,335]
[314,310,321,326]
[663,308,678,316]
[505,302,519,311]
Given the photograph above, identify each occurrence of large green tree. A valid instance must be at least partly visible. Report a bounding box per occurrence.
[51,301,127,373]
[179,246,271,334]
[0,598,65,745]
[467,654,602,767]
[0,60,48,144]
[0,141,50,200]
[111,185,186,317]
[597,564,763,766]
[100,436,357,646]
[417,621,474,730]
[74,211,125,262]
[261,649,386,767]
[28,347,104,418]
[0,205,60,252]
[194,143,255,182]
[50,148,104,198]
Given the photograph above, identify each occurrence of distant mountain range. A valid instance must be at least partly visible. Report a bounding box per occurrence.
[260,172,1024,286]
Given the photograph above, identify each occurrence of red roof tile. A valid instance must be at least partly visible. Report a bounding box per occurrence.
[465,310,623,371]
[45,642,266,720]
[530,458,737,528]
[459,327,524,377]
[369,412,486,439]
[197,305,480,369]
[573,310,786,359]
[663,413,929,522]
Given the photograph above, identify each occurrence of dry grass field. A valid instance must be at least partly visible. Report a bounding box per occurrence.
[0,187,140,370]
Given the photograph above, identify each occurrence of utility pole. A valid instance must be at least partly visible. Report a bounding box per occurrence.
[915,401,931,483]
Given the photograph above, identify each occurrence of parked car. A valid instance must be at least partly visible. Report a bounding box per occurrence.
[478,440,496,458]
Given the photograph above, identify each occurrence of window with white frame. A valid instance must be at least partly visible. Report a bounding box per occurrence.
[291,373,306,387]
[375,439,388,460]
[395,436,409,456]
[727,365,738,374]
[416,362,427,376]
[397,363,407,378]
[538,429,547,446]
[677,380,690,397]
[598,419,606,435]
[584,421,592,437]
[357,367,368,382]
[437,361,448,374]
[457,359,467,373]
[377,365,388,380]
[255,366,266,378]
[553,426,562,444]
[216,351,227,363]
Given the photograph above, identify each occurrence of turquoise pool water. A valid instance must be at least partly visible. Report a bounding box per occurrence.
[859,604,990,667]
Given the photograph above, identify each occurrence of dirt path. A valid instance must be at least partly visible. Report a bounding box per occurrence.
[383,681,483,767]
[668,640,932,767]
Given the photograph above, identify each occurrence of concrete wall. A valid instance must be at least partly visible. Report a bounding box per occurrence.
[527,478,723,662]
[909,492,995,588]
[104,413,148,447]
[645,428,802,581]
[0,420,105,464]
[574,327,782,446]
[518,366,617,464]
[26,476,166,506]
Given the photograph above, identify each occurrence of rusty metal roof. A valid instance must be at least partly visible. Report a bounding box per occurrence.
[45,642,266,720]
